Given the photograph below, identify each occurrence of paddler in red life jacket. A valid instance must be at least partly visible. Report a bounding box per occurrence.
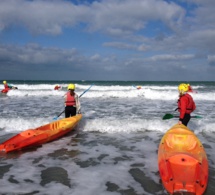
[3,80,10,89]
[2,80,11,93]
[3,80,18,90]
[177,83,196,126]
[64,84,81,118]
[54,85,61,90]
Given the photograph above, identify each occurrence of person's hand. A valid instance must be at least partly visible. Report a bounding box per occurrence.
[178,120,182,125]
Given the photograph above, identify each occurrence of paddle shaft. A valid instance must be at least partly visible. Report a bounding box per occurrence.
[56,110,65,118]
[79,84,94,98]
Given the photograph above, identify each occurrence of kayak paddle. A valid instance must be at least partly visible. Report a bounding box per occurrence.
[162,113,203,120]
[53,84,94,120]
[79,84,94,98]
[53,110,65,120]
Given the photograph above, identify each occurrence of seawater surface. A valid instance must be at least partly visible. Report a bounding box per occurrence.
[0,81,215,195]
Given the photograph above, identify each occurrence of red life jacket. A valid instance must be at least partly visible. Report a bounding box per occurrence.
[65,91,76,106]
[54,86,60,90]
[178,93,196,114]
[4,84,10,89]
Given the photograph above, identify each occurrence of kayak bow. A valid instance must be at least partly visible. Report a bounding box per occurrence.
[158,124,208,195]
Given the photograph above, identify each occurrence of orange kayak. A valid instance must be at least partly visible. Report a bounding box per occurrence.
[0,114,82,153]
[158,124,208,195]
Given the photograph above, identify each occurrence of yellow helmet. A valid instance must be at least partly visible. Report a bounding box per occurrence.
[3,80,6,84]
[178,83,188,94]
[67,83,75,90]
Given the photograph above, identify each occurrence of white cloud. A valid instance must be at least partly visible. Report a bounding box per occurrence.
[147,54,195,61]
[103,42,136,50]
[208,55,215,65]
[87,0,185,35]
[0,0,85,35]
[0,0,185,36]
[90,54,100,60]
[0,0,215,80]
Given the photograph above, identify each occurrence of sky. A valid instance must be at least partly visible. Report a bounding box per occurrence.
[0,0,215,81]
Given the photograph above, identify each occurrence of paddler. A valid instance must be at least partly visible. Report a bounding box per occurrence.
[54,85,61,90]
[64,83,81,118]
[177,83,196,126]
[3,80,18,89]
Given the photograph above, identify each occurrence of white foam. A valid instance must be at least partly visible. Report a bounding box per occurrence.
[4,84,215,101]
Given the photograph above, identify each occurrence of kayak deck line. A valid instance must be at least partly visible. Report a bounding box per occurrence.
[0,114,82,153]
[158,124,208,195]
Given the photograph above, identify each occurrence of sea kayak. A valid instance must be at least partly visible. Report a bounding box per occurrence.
[0,114,82,153]
[158,124,208,195]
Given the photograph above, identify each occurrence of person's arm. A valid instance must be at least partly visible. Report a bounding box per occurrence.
[7,83,13,89]
[75,94,81,114]
[64,93,67,107]
[191,97,196,112]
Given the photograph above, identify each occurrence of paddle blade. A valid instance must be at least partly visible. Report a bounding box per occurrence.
[53,116,58,120]
[162,114,174,120]
[193,115,203,119]
[162,114,203,120]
